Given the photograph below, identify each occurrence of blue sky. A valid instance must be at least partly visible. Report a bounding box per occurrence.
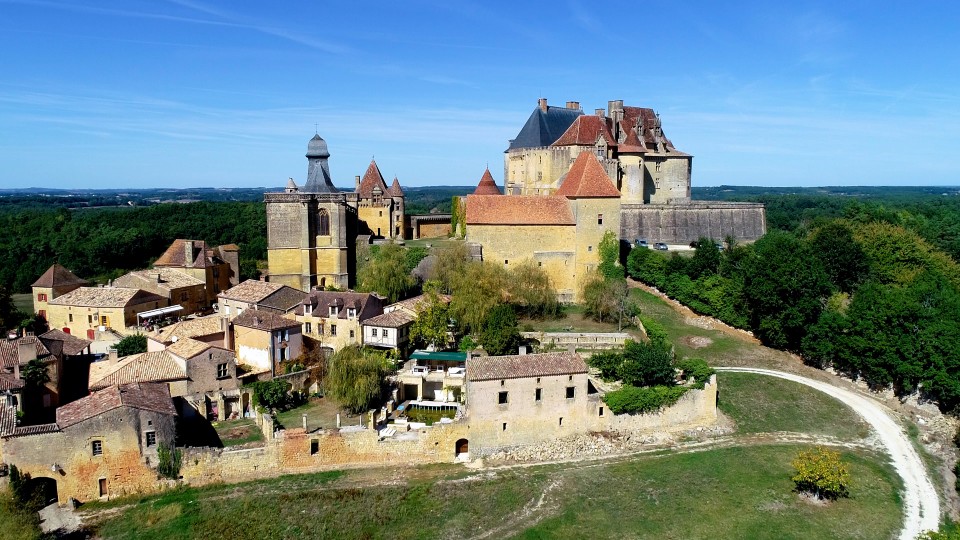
[2,1,958,189]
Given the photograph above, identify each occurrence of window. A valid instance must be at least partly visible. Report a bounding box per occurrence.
[92,440,103,456]
[318,209,330,236]
[566,386,575,399]
[498,391,509,405]
[502,422,507,431]
[500,379,505,386]
[329,306,339,317]
[217,363,229,379]
[535,388,542,402]
[536,377,541,384]
[597,214,603,225]
[277,347,287,361]
[101,316,108,326]
[330,324,337,336]
[656,161,662,172]
[349,329,355,338]
[318,324,324,335]
[504,260,509,265]
[347,308,356,318]
[37,293,47,302]
[599,406,604,417]
[68,313,73,323]
[588,246,592,252]
[538,261,542,267]
[180,291,189,301]
[383,329,389,338]
[145,431,156,447]
[559,417,563,426]
[569,375,573,381]
[88,315,94,324]
[304,322,312,334]
[379,210,383,217]
[310,440,319,455]
[372,328,378,337]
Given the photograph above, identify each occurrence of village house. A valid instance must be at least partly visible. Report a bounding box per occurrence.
[395,350,467,403]
[88,350,188,392]
[0,382,177,504]
[0,331,92,418]
[31,263,89,320]
[146,315,226,352]
[113,267,207,318]
[231,309,303,378]
[218,279,306,318]
[362,293,451,354]
[152,239,240,308]
[46,286,167,338]
[294,290,384,353]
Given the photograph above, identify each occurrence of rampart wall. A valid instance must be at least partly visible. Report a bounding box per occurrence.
[620,202,766,244]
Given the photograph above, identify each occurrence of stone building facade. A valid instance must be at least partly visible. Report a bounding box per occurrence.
[265,135,406,292]
[31,264,88,320]
[46,287,167,337]
[152,239,239,308]
[293,290,385,353]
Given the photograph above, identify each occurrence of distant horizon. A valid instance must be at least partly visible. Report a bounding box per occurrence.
[2,2,958,188]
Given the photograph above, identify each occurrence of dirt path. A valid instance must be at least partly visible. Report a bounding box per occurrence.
[718,367,939,540]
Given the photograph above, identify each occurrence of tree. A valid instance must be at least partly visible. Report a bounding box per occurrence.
[20,358,49,388]
[618,339,675,387]
[357,242,416,303]
[480,304,521,356]
[506,260,560,318]
[687,237,721,279]
[598,230,624,280]
[115,333,147,357]
[325,345,388,414]
[581,273,631,326]
[157,442,182,479]
[808,221,868,293]
[449,261,507,332]
[430,240,471,294]
[410,280,451,350]
[252,379,290,411]
[0,286,22,333]
[791,446,851,500]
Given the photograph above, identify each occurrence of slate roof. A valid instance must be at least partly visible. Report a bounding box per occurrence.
[257,286,308,314]
[219,280,284,304]
[39,329,91,357]
[465,195,575,225]
[232,309,301,332]
[388,177,404,197]
[552,115,617,147]
[554,152,621,198]
[88,351,187,391]
[507,102,583,150]
[0,336,50,369]
[363,310,414,328]
[31,263,88,289]
[297,291,384,321]
[48,287,165,308]
[466,352,588,382]
[472,168,502,195]
[114,268,205,291]
[57,383,176,429]
[303,135,338,193]
[149,316,223,344]
[357,160,390,198]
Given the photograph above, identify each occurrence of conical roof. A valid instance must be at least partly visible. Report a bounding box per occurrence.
[388,176,404,197]
[472,168,502,195]
[306,134,329,158]
[32,263,88,289]
[554,152,620,198]
[357,160,389,197]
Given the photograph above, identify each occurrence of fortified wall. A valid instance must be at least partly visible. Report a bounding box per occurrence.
[620,202,767,244]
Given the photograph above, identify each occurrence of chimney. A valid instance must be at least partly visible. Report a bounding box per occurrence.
[538,98,548,112]
[153,271,162,283]
[609,100,624,126]
[221,316,234,350]
[566,101,580,110]
[355,175,361,190]
[183,240,194,268]
[17,339,37,366]
[595,108,605,117]
[108,348,118,363]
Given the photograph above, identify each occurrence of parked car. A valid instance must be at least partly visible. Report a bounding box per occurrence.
[714,242,724,250]
[654,242,668,251]
[634,239,649,248]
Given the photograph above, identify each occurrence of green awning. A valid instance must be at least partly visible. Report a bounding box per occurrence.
[410,350,467,362]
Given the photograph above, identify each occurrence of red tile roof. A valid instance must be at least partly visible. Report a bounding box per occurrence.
[551,115,616,147]
[57,383,176,428]
[0,336,50,369]
[472,168,502,195]
[388,177,404,197]
[466,352,588,381]
[555,152,621,198]
[88,351,187,391]
[0,372,23,392]
[465,195,575,225]
[31,263,88,289]
[356,160,390,197]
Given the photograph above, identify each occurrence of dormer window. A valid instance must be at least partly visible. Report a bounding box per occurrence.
[329,306,339,317]
[347,308,356,319]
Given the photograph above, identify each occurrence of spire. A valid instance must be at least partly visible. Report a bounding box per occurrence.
[388,176,404,197]
[472,167,502,195]
[303,134,338,193]
[356,159,389,197]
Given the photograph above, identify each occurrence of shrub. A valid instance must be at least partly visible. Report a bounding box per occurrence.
[602,385,688,415]
[251,379,291,412]
[619,340,674,387]
[587,351,623,381]
[674,358,715,389]
[115,333,148,356]
[157,442,182,480]
[791,446,851,500]
[637,315,669,347]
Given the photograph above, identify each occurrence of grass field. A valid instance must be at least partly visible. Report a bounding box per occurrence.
[212,418,263,447]
[717,372,870,440]
[0,490,43,540]
[91,445,900,540]
[11,293,32,316]
[274,396,361,431]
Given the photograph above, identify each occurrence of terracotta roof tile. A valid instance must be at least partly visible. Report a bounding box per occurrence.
[114,268,204,291]
[388,177,404,197]
[0,401,16,436]
[555,152,621,198]
[356,160,390,197]
[0,372,24,392]
[472,168,502,195]
[466,352,588,381]
[48,287,166,308]
[551,115,616,147]
[154,239,216,268]
[166,337,214,360]
[57,383,175,429]
[31,263,88,289]
[5,423,60,438]
[363,310,414,328]
[149,315,224,344]
[465,195,575,225]
[257,287,308,314]
[0,336,50,369]
[219,280,284,303]
[232,309,301,331]
[88,351,187,391]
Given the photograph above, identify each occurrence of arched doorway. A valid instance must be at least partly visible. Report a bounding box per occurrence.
[455,438,469,458]
[24,476,58,506]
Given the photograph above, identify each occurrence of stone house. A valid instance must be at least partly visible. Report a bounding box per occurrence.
[88,351,188,392]
[152,239,239,308]
[31,263,89,320]
[218,279,306,318]
[165,339,240,422]
[146,315,226,352]
[463,352,600,455]
[362,293,451,354]
[113,267,207,317]
[293,290,384,353]
[0,382,177,504]
[231,309,303,378]
[46,286,167,337]
[0,331,92,417]
[465,152,621,302]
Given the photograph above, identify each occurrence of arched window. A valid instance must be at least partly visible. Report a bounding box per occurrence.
[318,209,330,236]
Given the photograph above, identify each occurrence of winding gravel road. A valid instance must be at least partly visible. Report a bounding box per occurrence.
[717,367,940,540]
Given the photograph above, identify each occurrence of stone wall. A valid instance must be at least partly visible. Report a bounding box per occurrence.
[522,332,631,350]
[620,202,766,244]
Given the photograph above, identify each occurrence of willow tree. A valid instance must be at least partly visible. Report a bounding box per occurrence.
[325,346,389,414]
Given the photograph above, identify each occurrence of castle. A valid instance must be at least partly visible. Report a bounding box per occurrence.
[265,134,404,291]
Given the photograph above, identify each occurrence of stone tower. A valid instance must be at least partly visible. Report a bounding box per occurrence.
[265,135,358,292]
